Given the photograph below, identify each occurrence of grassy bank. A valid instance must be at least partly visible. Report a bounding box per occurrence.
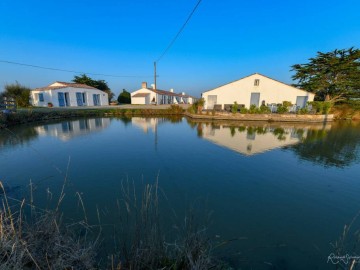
[0,105,185,128]
[332,100,360,120]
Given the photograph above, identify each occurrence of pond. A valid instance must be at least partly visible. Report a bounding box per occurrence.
[1,117,360,269]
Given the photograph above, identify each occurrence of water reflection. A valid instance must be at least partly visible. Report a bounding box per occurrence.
[194,120,332,156]
[289,121,360,167]
[131,116,182,134]
[35,118,111,141]
[0,125,39,148]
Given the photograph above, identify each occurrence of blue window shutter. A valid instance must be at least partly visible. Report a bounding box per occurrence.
[39,93,44,102]
[76,92,83,106]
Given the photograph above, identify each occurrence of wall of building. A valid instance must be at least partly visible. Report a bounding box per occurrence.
[202,74,315,109]
[131,89,156,104]
[31,87,109,107]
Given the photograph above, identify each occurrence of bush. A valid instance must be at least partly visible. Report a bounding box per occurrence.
[276,101,292,114]
[2,82,31,107]
[188,98,205,114]
[249,104,260,114]
[298,107,309,114]
[240,107,248,114]
[117,89,131,104]
[231,101,238,114]
[309,101,333,114]
[323,101,332,114]
[260,104,271,113]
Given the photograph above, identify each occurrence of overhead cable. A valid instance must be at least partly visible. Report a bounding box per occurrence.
[155,0,202,63]
[0,60,152,78]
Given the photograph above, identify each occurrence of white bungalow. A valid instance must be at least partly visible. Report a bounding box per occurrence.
[31,82,109,107]
[202,73,315,110]
[131,82,197,105]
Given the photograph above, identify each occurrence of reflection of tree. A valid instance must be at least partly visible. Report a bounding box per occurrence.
[230,126,236,137]
[289,122,360,167]
[273,128,287,141]
[256,127,267,135]
[0,126,38,148]
[197,124,203,138]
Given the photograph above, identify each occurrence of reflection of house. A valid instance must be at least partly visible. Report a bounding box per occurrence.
[131,82,197,105]
[201,123,331,155]
[202,73,315,110]
[35,118,110,141]
[31,82,109,107]
[131,118,158,133]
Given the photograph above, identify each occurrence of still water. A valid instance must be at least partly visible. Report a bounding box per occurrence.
[1,117,360,269]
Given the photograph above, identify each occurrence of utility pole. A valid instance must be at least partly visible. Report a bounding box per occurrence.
[154,61,158,105]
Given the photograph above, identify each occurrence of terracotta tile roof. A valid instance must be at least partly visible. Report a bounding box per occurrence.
[33,81,98,91]
[132,93,150,97]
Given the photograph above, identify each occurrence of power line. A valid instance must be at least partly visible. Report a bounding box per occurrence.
[0,60,152,78]
[155,0,202,63]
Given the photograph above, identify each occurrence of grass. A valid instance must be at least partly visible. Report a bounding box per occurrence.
[0,182,97,269]
[0,175,228,270]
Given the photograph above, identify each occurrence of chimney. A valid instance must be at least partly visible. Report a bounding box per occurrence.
[151,84,155,89]
[170,89,174,93]
[142,82,147,89]
[182,92,185,96]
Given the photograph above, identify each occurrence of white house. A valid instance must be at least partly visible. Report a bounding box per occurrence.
[202,73,315,110]
[31,82,109,107]
[131,82,197,105]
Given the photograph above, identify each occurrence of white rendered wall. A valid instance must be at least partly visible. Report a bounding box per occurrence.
[202,74,315,109]
[31,87,109,107]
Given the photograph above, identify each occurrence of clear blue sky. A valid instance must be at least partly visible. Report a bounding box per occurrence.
[1,0,359,97]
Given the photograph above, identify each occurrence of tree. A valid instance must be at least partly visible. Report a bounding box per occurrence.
[117,89,131,104]
[2,82,31,107]
[72,74,115,102]
[291,48,360,100]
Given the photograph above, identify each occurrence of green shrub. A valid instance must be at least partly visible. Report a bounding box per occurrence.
[282,101,292,107]
[240,107,248,114]
[117,89,131,104]
[249,104,260,114]
[189,98,205,114]
[2,82,31,107]
[187,105,196,114]
[323,101,332,114]
[309,101,333,114]
[260,105,271,113]
[232,102,238,114]
[298,107,309,114]
[276,101,292,114]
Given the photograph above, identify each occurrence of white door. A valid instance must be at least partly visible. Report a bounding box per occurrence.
[207,95,217,109]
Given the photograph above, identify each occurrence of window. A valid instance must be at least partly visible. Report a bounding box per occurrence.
[254,79,260,86]
[39,93,44,102]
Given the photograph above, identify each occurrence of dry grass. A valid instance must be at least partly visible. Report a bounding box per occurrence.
[108,179,226,270]
[0,181,97,270]
[0,177,227,270]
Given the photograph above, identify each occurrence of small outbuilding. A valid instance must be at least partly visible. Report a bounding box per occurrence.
[31,82,109,107]
[131,82,197,105]
[201,73,315,110]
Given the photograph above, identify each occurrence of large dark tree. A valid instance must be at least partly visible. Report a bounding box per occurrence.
[1,82,31,107]
[117,89,131,104]
[291,48,360,100]
[73,74,115,102]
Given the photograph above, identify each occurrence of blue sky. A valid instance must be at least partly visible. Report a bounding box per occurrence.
[1,0,359,97]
